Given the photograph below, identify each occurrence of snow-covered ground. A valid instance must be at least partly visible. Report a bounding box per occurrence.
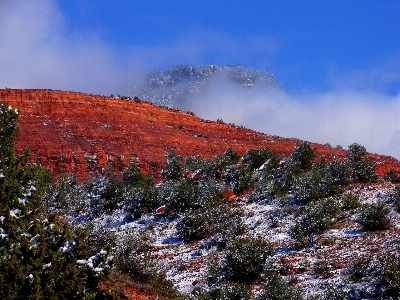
[77,181,400,298]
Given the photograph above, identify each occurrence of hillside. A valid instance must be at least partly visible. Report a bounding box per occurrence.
[0,89,399,180]
[2,88,400,299]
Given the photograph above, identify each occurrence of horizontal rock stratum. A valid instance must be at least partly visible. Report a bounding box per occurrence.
[1,89,399,179]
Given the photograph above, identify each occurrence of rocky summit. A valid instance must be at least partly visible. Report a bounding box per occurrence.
[134,65,278,108]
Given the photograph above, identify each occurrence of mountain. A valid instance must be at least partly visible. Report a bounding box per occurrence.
[0,88,399,180]
[3,88,400,299]
[133,65,278,109]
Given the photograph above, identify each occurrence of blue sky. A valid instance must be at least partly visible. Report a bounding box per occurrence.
[58,0,400,95]
[1,1,400,158]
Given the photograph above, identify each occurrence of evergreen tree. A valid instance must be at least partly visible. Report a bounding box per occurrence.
[0,103,115,299]
[347,143,377,182]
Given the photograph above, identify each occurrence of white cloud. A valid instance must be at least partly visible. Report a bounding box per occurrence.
[0,1,278,95]
[329,52,400,94]
[1,0,399,159]
[0,0,131,95]
[183,75,400,159]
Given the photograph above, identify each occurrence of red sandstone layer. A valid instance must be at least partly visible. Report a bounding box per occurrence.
[0,89,398,179]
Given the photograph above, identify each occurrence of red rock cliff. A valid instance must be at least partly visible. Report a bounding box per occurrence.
[0,89,398,179]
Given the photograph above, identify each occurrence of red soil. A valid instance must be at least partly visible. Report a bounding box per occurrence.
[1,89,399,180]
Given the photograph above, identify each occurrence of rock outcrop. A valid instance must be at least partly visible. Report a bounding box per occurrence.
[0,89,398,180]
[134,64,278,108]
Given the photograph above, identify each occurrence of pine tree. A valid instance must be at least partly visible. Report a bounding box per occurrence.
[0,102,115,299]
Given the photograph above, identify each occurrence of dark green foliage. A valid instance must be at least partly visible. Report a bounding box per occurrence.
[347,143,367,160]
[176,198,245,241]
[355,201,390,230]
[223,164,254,194]
[184,149,240,181]
[194,282,251,300]
[122,163,159,218]
[184,155,216,178]
[161,151,184,180]
[0,102,115,299]
[242,147,273,170]
[290,197,340,246]
[251,174,276,202]
[102,167,124,211]
[284,142,316,175]
[347,143,377,182]
[223,236,274,283]
[195,260,251,299]
[44,174,94,217]
[384,168,400,183]
[215,148,241,170]
[379,251,400,299]
[158,177,199,213]
[341,192,360,211]
[114,229,182,300]
[351,158,377,182]
[313,259,331,278]
[258,261,303,300]
[346,251,400,299]
[348,257,371,283]
[326,157,353,185]
[290,160,341,204]
[394,185,400,213]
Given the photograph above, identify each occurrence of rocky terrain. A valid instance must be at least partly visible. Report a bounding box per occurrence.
[134,65,278,108]
[2,88,400,299]
[1,89,399,181]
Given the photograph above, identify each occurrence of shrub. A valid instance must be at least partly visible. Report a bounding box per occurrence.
[393,185,400,213]
[223,236,274,282]
[348,257,372,283]
[242,147,273,170]
[326,157,353,185]
[161,151,183,180]
[215,148,241,170]
[122,163,159,218]
[101,168,124,211]
[346,251,400,299]
[347,143,377,182]
[114,229,182,299]
[290,158,342,204]
[352,158,377,182]
[355,201,390,230]
[313,258,331,278]
[223,165,254,194]
[176,198,245,241]
[194,282,251,300]
[379,251,400,299]
[0,102,116,299]
[251,175,276,202]
[347,143,367,160]
[184,155,217,178]
[290,198,340,246]
[291,175,320,204]
[284,142,316,175]
[384,168,400,183]
[158,177,199,213]
[258,261,303,300]
[341,192,360,211]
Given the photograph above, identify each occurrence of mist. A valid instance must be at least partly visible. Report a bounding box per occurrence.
[181,73,400,159]
[0,0,134,95]
[0,1,399,159]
